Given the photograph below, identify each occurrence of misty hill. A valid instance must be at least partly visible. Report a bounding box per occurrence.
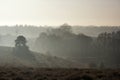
[34,26,120,68]
[0,25,120,69]
[0,46,81,68]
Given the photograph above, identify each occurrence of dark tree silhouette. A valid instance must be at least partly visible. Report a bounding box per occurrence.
[14,35,29,57]
[13,35,37,63]
[13,35,38,66]
[15,35,27,47]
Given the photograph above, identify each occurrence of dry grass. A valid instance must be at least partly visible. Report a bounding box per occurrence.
[0,67,120,80]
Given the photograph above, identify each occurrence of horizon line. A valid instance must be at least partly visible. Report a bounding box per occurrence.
[0,24,120,27]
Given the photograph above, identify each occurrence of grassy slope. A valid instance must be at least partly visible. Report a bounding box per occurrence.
[0,46,81,68]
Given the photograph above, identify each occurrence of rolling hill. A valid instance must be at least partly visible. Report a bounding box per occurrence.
[0,46,81,68]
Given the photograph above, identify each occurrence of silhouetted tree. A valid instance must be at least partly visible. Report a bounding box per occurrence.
[14,35,36,61]
[15,35,27,47]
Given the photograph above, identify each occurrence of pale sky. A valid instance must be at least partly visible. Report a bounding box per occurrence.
[0,0,120,26]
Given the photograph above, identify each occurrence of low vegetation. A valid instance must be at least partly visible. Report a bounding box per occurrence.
[0,67,120,80]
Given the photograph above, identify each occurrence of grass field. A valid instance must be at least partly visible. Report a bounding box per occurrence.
[0,67,120,80]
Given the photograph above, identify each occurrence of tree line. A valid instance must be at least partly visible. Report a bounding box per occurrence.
[35,24,120,68]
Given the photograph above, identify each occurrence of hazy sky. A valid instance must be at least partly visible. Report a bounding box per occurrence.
[0,0,120,26]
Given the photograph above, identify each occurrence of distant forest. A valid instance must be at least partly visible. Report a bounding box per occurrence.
[0,24,120,68]
[0,24,120,37]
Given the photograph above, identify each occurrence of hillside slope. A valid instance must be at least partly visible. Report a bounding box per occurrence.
[0,46,81,68]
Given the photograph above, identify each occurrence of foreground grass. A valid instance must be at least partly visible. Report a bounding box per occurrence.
[0,67,120,80]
